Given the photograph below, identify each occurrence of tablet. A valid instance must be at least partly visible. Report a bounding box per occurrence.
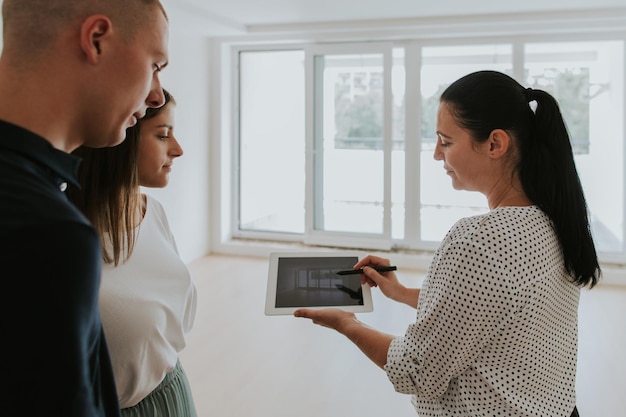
[265,252,374,316]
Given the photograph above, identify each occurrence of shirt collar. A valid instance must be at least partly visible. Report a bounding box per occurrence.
[0,120,82,188]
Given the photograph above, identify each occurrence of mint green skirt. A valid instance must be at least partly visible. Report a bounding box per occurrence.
[121,360,197,417]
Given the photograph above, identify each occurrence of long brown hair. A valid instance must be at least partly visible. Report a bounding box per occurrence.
[68,89,175,265]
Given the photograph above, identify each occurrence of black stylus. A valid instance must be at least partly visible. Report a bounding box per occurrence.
[336,266,397,275]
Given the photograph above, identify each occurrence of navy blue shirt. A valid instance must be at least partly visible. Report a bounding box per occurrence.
[0,120,120,416]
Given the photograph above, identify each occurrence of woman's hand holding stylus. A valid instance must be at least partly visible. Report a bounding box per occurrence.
[355,255,420,308]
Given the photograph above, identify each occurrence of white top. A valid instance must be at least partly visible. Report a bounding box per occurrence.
[99,195,197,408]
[385,206,579,416]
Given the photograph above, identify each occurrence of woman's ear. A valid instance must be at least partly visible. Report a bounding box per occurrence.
[80,15,113,64]
[487,129,511,158]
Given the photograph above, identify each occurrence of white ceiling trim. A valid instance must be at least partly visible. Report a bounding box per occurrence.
[217,7,626,44]
[246,7,626,33]
[165,4,626,40]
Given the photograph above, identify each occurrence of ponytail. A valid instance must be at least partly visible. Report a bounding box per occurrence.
[522,88,600,287]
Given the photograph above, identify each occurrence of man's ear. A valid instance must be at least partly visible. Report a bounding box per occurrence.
[487,129,511,158]
[80,15,113,64]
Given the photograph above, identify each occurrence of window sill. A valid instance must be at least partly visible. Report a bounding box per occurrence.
[213,238,626,288]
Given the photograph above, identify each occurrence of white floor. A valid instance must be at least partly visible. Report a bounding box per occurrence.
[180,254,626,417]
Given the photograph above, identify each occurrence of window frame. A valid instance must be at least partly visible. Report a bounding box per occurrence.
[304,42,395,250]
[219,18,626,269]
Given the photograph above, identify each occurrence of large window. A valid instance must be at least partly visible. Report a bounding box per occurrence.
[239,50,305,234]
[235,38,625,263]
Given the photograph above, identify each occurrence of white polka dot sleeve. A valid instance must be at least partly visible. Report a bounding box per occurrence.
[384,206,580,416]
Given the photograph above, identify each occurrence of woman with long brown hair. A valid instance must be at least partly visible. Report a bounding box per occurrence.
[69,89,197,417]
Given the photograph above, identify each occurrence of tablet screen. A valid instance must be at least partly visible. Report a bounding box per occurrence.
[265,252,374,316]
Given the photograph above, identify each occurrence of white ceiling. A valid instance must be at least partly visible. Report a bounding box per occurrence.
[163,0,626,36]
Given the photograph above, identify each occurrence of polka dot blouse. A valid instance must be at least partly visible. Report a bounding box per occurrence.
[384,206,579,416]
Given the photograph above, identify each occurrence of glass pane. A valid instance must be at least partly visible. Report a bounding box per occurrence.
[314,53,386,234]
[239,50,305,233]
[525,41,624,254]
[392,48,406,240]
[420,45,513,241]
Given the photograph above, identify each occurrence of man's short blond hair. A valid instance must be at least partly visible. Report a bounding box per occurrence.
[2,0,167,58]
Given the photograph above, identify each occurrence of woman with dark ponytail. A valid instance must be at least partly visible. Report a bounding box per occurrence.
[439,72,600,287]
[295,71,599,417]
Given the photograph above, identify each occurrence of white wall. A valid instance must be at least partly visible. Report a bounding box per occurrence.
[150,22,214,264]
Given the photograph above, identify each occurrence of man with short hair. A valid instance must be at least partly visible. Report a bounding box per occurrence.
[0,1,170,415]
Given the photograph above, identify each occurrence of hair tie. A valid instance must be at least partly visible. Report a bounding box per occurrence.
[525,87,534,100]
[525,87,537,113]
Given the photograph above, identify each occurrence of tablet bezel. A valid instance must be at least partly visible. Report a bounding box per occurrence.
[264,251,374,316]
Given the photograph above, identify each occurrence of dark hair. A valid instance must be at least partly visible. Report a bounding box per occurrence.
[440,70,600,287]
[68,89,175,265]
